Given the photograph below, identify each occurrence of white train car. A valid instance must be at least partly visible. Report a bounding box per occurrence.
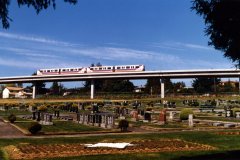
[114,65,145,72]
[36,65,145,75]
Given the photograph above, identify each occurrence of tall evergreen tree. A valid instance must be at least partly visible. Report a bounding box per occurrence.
[145,78,161,95]
[192,77,221,93]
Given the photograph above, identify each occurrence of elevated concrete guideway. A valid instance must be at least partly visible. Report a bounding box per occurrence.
[0,69,239,99]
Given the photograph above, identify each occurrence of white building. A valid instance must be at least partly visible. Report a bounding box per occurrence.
[2,87,32,99]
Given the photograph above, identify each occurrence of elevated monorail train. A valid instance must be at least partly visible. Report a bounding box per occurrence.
[36,65,145,75]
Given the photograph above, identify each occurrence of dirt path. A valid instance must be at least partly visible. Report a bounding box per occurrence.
[0,118,25,138]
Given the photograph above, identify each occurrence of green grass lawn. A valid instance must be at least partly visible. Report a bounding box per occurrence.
[1,131,240,160]
[15,120,104,133]
[0,109,31,116]
[196,116,240,122]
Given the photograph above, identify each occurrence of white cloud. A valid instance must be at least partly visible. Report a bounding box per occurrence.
[0,32,232,73]
[151,41,214,51]
[0,46,58,58]
[0,32,74,46]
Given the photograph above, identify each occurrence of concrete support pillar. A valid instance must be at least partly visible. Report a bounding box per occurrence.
[32,85,36,99]
[161,82,165,99]
[91,80,94,99]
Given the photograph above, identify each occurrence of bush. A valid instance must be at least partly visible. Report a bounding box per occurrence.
[180,108,194,120]
[118,119,129,132]
[37,105,47,112]
[8,114,16,123]
[28,122,42,134]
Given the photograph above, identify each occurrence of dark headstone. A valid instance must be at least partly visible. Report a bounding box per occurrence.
[37,112,41,121]
[32,111,36,120]
[144,112,151,121]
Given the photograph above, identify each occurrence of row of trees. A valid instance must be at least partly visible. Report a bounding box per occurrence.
[1,77,239,96]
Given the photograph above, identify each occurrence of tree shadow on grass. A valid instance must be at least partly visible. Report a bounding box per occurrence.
[173,150,240,160]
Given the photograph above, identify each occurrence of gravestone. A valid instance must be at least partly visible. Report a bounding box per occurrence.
[41,113,53,125]
[144,112,151,122]
[92,104,99,113]
[169,111,175,121]
[131,111,138,121]
[236,111,240,118]
[77,113,80,122]
[188,114,193,127]
[213,122,224,126]
[224,123,235,128]
[159,109,166,124]
[32,111,36,120]
[226,110,233,117]
[37,112,41,121]
[115,107,120,114]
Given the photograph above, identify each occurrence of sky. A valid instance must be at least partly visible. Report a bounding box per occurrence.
[0,0,236,87]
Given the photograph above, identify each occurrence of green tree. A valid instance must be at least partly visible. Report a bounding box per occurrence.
[50,81,64,95]
[102,79,134,92]
[0,0,77,29]
[192,77,221,93]
[173,81,186,93]
[32,72,46,94]
[145,78,161,95]
[162,78,174,93]
[192,0,240,62]
[5,83,17,87]
[219,80,238,93]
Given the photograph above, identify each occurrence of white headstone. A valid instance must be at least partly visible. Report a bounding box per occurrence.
[188,114,193,127]
[169,111,173,120]
[236,112,240,118]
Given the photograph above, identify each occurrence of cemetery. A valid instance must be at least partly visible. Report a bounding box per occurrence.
[1,98,240,135]
[2,98,240,159]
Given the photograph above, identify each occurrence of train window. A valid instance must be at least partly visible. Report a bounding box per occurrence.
[47,70,50,72]
[70,69,73,71]
[117,67,120,69]
[90,68,93,70]
[108,67,111,69]
[62,69,66,71]
[99,68,102,70]
[136,66,139,68]
[55,70,58,72]
[126,66,130,69]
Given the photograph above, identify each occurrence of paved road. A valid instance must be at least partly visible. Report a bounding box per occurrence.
[0,118,25,138]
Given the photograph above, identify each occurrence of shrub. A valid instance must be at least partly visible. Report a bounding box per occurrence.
[118,119,129,132]
[180,108,194,120]
[28,122,42,134]
[37,105,47,112]
[8,114,16,123]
